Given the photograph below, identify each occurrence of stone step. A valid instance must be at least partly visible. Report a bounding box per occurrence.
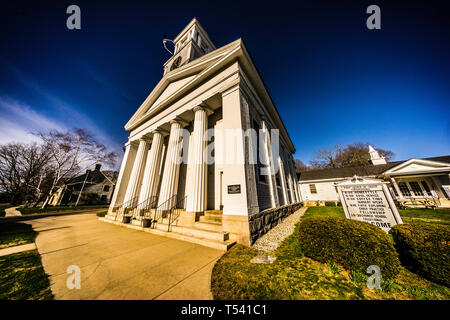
[144,228,235,251]
[204,210,223,217]
[194,221,223,232]
[199,215,222,223]
[155,222,229,241]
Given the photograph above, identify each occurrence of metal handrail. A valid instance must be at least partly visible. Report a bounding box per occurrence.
[114,196,139,221]
[136,195,159,227]
[151,194,177,228]
[167,195,187,232]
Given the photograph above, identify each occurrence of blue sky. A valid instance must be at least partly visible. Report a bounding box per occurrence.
[1,0,449,169]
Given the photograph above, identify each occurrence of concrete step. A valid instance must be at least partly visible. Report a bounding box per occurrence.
[204,210,223,216]
[194,221,223,232]
[199,215,222,223]
[144,227,235,251]
[99,217,234,251]
[155,222,229,241]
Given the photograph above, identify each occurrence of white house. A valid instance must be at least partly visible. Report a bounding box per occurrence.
[104,19,301,248]
[298,147,450,208]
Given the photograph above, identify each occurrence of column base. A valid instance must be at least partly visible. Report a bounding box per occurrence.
[222,214,251,246]
[179,211,201,227]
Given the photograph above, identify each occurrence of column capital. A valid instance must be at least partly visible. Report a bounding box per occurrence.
[138,137,151,144]
[127,139,139,147]
[169,117,189,127]
[152,129,168,136]
[192,105,213,115]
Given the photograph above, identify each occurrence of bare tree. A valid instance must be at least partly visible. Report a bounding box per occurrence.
[294,158,314,172]
[34,128,118,208]
[309,145,343,169]
[0,143,50,204]
[310,142,394,169]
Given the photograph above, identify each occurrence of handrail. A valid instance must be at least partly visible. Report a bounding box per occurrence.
[114,196,139,221]
[167,195,187,232]
[136,195,159,227]
[151,194,177,228]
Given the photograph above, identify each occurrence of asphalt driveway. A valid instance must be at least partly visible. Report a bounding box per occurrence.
[25,213,223,300]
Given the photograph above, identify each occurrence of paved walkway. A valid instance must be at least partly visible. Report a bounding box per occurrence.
[0,243,36,257]
[24,213,223,300]
[5,206,21,217]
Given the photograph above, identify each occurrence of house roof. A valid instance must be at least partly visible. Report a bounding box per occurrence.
[66,170,117,186]
[297,155,450,181]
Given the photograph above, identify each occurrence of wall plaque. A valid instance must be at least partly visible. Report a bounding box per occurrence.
[227,184,241,194]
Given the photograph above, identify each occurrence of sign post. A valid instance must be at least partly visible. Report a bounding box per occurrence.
[336,176,403,233]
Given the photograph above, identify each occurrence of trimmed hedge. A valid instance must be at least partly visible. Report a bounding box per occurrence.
[325,201,336,207]
[298,216,400,279]
[391,224,450,286]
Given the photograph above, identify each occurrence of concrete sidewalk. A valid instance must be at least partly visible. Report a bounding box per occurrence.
[4,206,21,217]
[0,208,105,223]
[25,213,223,300]
[0,243,37,257]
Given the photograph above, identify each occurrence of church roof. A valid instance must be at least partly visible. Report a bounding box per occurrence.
[297,155,450,181]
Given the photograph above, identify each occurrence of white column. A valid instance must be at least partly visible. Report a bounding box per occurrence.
[157,119,184,210]
[278,156,289,205]
[261,120,279,208]
[287,173,295,204]
[390,177,402,198]
[108,141,138,212]
[123,138,149,207]
[186,106,209,213]
[138,131,164,206]
[290,161,300,202]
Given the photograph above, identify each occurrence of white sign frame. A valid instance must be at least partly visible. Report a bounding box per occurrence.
[336,176,403,232]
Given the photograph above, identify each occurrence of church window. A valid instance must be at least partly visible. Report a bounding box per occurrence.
[398,182,411,197]
[420,181,433,197]
[409,181,423,196]
[309,184,317,194]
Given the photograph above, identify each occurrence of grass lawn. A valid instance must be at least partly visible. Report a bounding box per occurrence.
[0,250,53,300]
[18,204,109,215]
[211,206,450,300]
[0,222,37,249]
[303,206,450,226]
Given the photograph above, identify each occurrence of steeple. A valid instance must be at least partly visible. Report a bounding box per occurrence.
[163,18,216,75]
[368,145,387,165]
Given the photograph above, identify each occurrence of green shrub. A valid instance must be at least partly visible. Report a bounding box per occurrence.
[337,202,342,207]
[325,201,336,207]
[298,216,400,279]
[391,224,450,286]
[96,211,107,217]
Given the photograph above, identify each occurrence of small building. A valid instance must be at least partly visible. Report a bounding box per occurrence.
[297,147,450,208]
[49,164,118,206]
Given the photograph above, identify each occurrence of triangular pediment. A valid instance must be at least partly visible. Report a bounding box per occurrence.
[384,158,450,175]
[125,39,242,131]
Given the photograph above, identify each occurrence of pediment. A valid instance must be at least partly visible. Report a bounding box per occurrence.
[125,40,242,131]
[384,159,450,175]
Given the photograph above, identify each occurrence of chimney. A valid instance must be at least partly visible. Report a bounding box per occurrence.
[94,164,102,171]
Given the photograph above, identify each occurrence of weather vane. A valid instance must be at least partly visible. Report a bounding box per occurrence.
[163,34,174,55]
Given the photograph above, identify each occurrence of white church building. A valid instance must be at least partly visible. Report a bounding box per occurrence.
[104,19,301,249]
[298,146,450,208]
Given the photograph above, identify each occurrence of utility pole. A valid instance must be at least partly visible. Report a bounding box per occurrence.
[75,170,90,207]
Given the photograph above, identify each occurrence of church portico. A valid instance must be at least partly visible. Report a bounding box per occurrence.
[105,19,302,248]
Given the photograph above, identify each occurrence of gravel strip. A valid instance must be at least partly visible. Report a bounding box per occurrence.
[252,207,307,252]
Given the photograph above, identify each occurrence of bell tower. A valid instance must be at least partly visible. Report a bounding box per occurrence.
[368,145,387,165]
[163,18,216,75]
